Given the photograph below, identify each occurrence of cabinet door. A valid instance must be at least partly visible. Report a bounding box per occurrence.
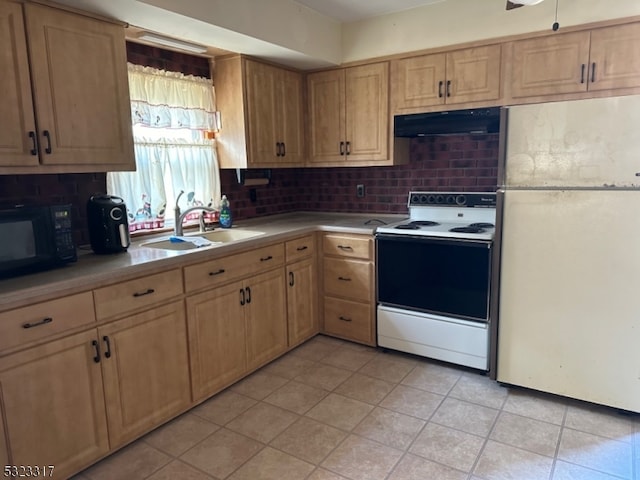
[245,269,287,371]
[391,53,446,111]
[308,69,345,163]
[345,62,389,162]
[588,23,640,91]
[245,59,279,165]
[99,301,191,448]
[0,330,109,480]
[446,45,502,104]
[186,281,247,401]
[287,258,318,347]
[0,1,38,167]
[511,31,590,98]
[24,3,133,168]
[278,68,305,165]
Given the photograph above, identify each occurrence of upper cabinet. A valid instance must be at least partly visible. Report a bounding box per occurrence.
[215,56,305,168]
[307,62,389,166]
[510,23,640,99]
[391,44,502,113]
[0,1,134,173]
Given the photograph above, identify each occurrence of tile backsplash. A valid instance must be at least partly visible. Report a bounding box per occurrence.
[0,134,498,245]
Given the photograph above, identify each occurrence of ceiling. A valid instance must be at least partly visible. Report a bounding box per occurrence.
[293,0,447,23]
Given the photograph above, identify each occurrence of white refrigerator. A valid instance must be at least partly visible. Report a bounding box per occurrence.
[497,95,640,413]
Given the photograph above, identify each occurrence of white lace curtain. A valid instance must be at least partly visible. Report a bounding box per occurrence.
[107,63,221,232]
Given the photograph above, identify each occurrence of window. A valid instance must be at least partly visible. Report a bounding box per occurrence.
[107,63,221,233]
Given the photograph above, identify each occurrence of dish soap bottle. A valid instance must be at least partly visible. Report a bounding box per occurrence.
[219,194,232,228]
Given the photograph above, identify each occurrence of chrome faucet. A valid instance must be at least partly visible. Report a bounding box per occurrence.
[174,206,218,236]
[174,190,185,220]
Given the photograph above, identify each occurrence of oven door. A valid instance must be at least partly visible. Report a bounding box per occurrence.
[376,234,492,322]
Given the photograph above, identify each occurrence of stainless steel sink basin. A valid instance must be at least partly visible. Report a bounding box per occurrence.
[140,229,265,251]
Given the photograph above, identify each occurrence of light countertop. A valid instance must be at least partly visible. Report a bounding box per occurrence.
[0,211,406,311]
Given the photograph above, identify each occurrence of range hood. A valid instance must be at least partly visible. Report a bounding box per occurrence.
[394,107,501,137]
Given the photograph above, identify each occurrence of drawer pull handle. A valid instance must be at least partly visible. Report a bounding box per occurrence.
[245,286,252,304]
[338,276,352,282]
[91,340,101,363]
[260,255,273,262]
[337,245,353,251]
[296,246,308,251]
[22,317,53,329]
[103,335,112,359]
[133,288,155,297]
[339,316,352,322]
[209,269,226,276]
[289,271,295,286]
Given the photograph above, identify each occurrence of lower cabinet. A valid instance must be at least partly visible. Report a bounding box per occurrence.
[99,301,191,448]
[186,268,287,401]
[0,330,109,480]
[321,233,376,345]
[187,281,247,402]
[245,268,288,371]
[286,257,318,347]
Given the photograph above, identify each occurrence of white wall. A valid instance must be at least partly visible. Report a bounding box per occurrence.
[342,0,640,63]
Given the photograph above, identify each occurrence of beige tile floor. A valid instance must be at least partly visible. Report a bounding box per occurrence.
[75,335,639,480]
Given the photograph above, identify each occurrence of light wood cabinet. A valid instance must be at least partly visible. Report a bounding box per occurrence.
[0,1,134,173]
[391,44,502,112]
[186,281,247,401]
[93,268,183,322]
[99,301,191,448]
[215,55,305,168]
[511,23,640,98]
[285,235,318,347]
[0,292,95,353]
[321,233,375,345]
[185,241,287,399]
[0,330,109,480]
[308,62,389,165]
[245,268,288,370]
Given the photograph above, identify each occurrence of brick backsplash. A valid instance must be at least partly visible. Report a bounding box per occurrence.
[0,134,498,244]
[222,134,499,219]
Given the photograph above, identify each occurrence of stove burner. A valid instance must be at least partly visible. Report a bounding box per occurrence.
[449,226,486,233]
[394,220,440,230]
[468,222,495,228]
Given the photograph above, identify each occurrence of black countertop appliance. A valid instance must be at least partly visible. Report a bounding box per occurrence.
[87,194,130,254]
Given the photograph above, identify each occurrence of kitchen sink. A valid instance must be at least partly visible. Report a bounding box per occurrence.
[140,229,265,251]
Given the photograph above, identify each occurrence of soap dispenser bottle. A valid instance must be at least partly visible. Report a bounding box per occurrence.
[219,194,232,228]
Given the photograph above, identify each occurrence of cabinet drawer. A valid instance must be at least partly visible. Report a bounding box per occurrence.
[323,257,372,302]
[286,234,316,263]
[323,234,372,260]
[0,292,95,352]
[94,269,183,321]
[185,243,284,292]
[323,297,373,344]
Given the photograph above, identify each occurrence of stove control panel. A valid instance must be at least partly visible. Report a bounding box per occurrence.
[408,191,496,208]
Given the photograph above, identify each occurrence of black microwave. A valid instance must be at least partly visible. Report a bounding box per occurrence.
[0,205,77,278]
